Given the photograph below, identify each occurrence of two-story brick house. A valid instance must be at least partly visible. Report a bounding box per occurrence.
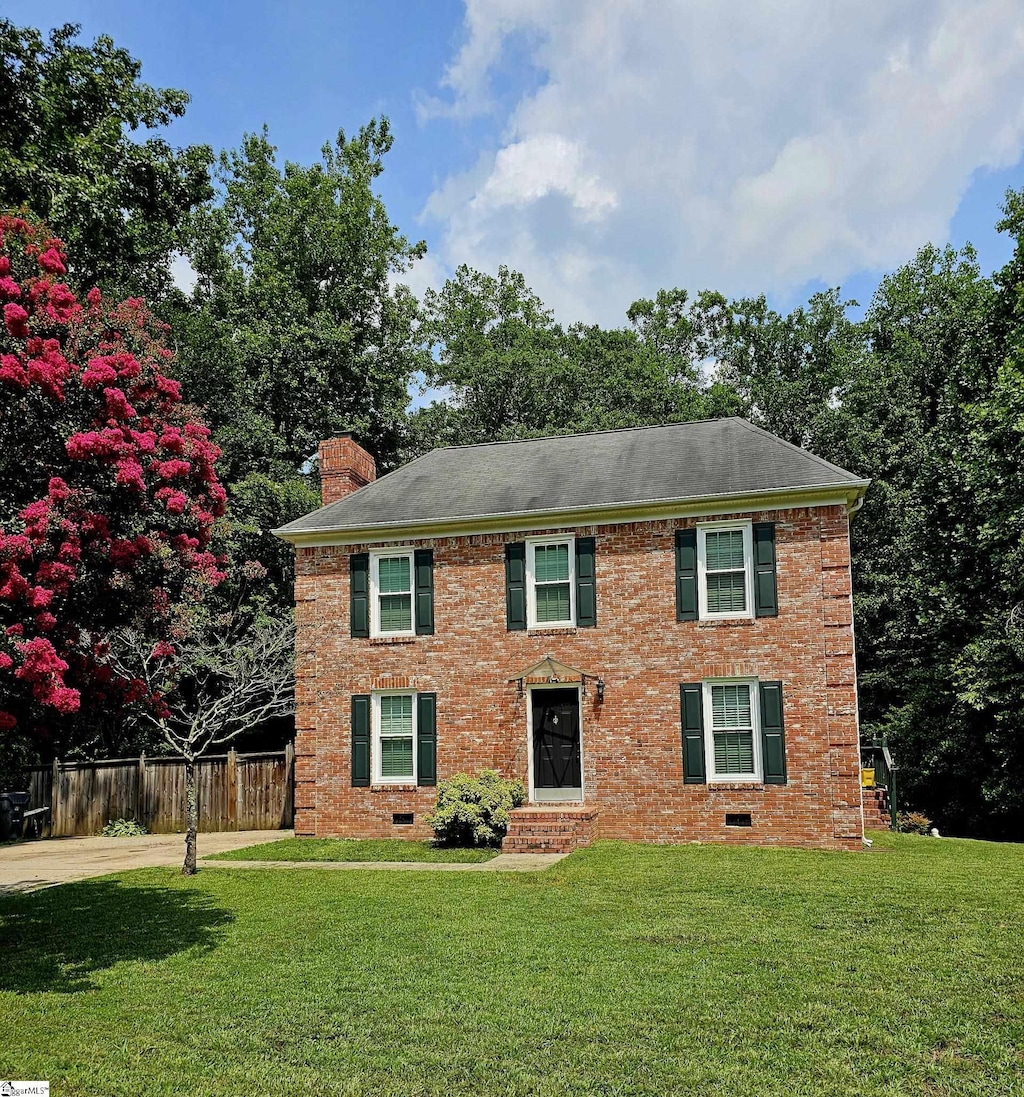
[275,419,870,851]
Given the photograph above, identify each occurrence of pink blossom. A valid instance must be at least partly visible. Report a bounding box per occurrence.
[38,247,67,275]
[0,354,27,389]
[27,586,54,609]
[103,386,137,420]
[14,637,68,681]
[81,358,119,389]
[156,375,182,400]
[114,459,146,491]
[4,302,29,338]
[46,686,81,714]
[157,459,191,480]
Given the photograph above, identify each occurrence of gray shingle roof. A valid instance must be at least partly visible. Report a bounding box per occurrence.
[276,418,867,539]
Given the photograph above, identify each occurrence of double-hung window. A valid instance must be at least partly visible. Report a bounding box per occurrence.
[704,680,760,782]
[371,550,414,637]
[374,692,416,782]
[698,522,754,619]
[526,537,576,628]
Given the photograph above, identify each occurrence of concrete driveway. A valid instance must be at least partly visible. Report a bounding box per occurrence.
[0,830,289,893]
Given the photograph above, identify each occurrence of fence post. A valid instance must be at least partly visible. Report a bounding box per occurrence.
[138,752,147,828]
[285,740,295,830]
[227,748,238,831]
[51,756,60,837]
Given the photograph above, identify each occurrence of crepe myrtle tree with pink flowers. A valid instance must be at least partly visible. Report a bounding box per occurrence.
[0,214,230,781]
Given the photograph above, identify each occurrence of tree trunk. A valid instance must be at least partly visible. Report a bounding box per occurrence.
[182,757,198,875]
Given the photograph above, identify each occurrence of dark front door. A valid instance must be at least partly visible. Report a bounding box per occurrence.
[532,688,582,798]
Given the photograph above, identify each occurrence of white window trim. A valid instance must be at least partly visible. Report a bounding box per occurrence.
[369,548,416,638]
[702,677,762,783]
[525,535,576,629]
[697,520,755,620]
[372,690,417,785]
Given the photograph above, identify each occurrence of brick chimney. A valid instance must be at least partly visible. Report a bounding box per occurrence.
[318,434,376,506]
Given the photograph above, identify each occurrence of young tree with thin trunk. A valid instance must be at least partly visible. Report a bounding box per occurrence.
[111,609,294,874]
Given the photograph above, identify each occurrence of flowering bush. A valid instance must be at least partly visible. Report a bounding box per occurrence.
[896,811,934,836]
[426,770,526,847]
[0,214,227,750]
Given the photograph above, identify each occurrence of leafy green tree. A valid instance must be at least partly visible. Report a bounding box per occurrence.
[411,269,739,453]
[170,120,426,604]
[174,120,426,481]
[703,245,1020,836]
[945,193,1024,837]
[0,20,212,297]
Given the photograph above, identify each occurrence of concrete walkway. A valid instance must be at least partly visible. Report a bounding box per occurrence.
[0,833,570,893]
[0,830,290,894]
[198,851,570,873]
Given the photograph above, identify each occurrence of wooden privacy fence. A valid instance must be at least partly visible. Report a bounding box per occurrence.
[26,746,294,837]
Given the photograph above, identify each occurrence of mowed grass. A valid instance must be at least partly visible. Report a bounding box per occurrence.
[208,837,498,863]
[1,833,1022,1096]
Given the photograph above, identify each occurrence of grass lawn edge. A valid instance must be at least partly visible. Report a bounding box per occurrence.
[205,836,499,864]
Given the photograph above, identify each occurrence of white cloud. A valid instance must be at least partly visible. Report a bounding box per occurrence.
[389,251,450,302]
[421,0,1024,324]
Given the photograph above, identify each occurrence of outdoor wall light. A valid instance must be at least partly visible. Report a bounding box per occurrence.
[596,678,605,704]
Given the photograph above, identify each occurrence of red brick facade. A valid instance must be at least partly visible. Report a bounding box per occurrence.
[292,503,864,850]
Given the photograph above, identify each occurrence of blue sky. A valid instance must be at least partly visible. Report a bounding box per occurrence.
[9,1,1024,325]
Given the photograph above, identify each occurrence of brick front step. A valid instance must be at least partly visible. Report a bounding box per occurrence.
[503,805,600,853]
[863,787,891,829]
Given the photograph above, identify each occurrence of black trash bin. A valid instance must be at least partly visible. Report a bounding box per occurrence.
[0,790,30,841]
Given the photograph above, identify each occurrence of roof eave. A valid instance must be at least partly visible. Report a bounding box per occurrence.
[273,480,871,548]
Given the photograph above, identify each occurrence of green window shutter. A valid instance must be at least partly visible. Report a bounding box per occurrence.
[414,549,434,635]
[351,694,371,786]
[675,529,698,621]
[680,683,706,783]
[350,553,370,638]
[416,692,437,786]
[505,542,527,631]
[575,536,597,627]
[753,522,778,617]
[759,681,787,784]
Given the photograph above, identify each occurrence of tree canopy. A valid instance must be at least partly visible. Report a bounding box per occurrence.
[0,21,213,298]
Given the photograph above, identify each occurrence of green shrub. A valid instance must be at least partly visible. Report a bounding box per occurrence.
[896,811,933,835]
[101,818,148,837]
[426,770,525,847]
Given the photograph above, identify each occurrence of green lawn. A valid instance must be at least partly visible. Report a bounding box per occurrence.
[208,837,498,863]
[1,833,1022,1096]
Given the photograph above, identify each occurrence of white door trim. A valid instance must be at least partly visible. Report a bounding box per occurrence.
[526,682,584,803]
